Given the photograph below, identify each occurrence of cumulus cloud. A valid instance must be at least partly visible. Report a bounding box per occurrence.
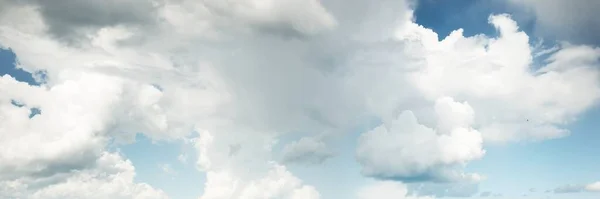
[194,130,320,199]
[356,97,485,182]
[0,0,599,198]
[0,152,168,199]
[400,14,600,143]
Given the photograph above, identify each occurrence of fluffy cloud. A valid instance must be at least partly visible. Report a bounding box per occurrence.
[199,168,321,199]
[357,97,485,182]
[0,66,171,198]
[1,0,599,198]
[194,130,320,199]
[357,11,599,185]
[0,152,168,199]
[0,73,121,179]
[400,14,600,143]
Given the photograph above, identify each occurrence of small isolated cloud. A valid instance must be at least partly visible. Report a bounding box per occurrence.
[585,181,600,192]
[553,182,600,193]
[159,163,176,175]
[177,153,188,164]
[281,137,334,165]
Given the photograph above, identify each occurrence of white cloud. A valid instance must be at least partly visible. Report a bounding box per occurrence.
[0,73,122,179]
[357,181,433,199]
[399,14,600,143]
[585,182,600,192]
[195,130,320,199]
[356,12,599,183]
[0,152,169,199]
[0,70,171,198]
[0,0,599,198]
[356,97,485,182]
[200,168,321,199]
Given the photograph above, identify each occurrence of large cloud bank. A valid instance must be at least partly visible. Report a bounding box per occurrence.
[0,0,599,198]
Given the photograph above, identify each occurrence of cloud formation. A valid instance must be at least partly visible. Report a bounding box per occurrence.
[0,152,169,199]
[0,0,599,198]
[356,98,485,183]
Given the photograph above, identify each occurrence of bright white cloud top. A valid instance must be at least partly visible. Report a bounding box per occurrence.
[0,0,599,199]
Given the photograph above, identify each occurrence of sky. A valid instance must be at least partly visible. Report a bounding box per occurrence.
[0,0,599,199]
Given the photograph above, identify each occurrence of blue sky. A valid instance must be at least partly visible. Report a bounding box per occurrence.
[1,0,600,199]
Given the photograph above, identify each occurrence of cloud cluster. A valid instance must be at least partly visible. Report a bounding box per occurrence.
[0,0,599,198]
[356,13,600,184]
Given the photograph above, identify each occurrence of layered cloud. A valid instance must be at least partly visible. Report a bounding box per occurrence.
[0,0,599,198]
